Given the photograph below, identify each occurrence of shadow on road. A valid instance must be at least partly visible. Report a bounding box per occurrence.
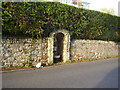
[94,67,119,88]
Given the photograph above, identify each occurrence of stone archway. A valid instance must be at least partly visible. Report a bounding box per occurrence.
[47,29,70,64]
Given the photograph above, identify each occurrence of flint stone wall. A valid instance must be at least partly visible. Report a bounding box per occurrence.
[1,37,120,68]
[70,39,120,60]
[1,37,48,68]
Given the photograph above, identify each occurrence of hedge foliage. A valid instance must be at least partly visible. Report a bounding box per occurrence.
[2,2,120,41]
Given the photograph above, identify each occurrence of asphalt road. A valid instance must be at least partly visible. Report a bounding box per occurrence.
[2,58,118,88]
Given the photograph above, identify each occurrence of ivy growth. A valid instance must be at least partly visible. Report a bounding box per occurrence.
[2,2,120,41]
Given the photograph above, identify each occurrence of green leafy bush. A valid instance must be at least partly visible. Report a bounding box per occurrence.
[2,2,120,41]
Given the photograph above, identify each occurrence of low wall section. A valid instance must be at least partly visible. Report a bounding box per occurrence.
[70,40,120,60]
[0,37,120,68]
[0,37,48,68]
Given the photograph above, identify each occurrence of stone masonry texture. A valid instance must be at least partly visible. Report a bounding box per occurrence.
[0,37,48,68]
[70,39,120,60]
[0,37,120,68]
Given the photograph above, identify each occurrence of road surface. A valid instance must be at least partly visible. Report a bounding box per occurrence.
[2,58,118,88]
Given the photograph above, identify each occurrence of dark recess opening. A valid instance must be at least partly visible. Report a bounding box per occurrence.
[53,33,64,63]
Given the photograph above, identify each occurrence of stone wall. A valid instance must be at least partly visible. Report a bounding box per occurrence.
[1,36,120,68]
[70,40,120,60]
[0,37,48,68]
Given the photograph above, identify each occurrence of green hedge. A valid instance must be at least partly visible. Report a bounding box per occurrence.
[2,2,120,41]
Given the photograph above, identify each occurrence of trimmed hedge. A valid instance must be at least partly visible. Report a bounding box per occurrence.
[2,2,120,41]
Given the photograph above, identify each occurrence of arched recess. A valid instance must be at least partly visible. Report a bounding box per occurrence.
[47,29,70,64]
